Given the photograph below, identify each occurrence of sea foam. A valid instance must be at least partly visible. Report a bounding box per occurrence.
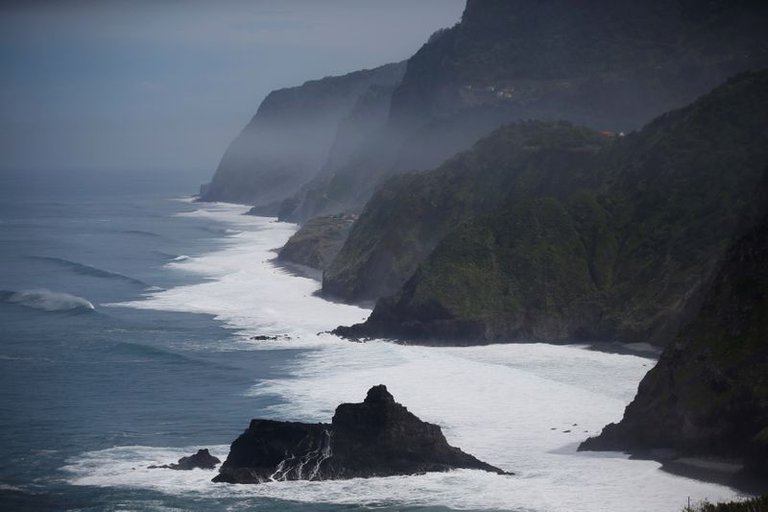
[89,203,744,511]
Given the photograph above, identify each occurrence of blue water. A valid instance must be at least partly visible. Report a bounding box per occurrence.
[0,169,743,512]
[0,169,368,511]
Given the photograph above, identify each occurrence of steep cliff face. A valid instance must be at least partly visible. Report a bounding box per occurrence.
[580,191,768,478]
[391,0,768,128]
[323,121,609,302]
[277,214,356,271]
[277,83,399,223]
[279,0,768,222]
[201,62,405,209]
[333,70,768,345]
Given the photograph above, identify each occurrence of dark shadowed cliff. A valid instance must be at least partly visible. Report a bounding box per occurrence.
[333,70,768,346]
[278,0,768,223]
[201,62,404,209]
[579,177,768,481]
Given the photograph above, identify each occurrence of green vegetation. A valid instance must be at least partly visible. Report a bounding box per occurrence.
[324,121,607,302]
[683,496,768,512]
[580,182,768,472]
[335,70,768,345]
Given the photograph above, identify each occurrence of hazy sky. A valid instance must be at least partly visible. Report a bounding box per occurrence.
[0,0,464,175]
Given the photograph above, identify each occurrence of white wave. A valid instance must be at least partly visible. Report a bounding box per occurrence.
[110,203,368,343]
[170,196,197,203]
[0,482,29,493]
[94,202,744,511]
[171,255,189,262]
[6,289,95,312]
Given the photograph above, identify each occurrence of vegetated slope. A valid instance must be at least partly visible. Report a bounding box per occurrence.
[279,0,768,222]
[324,121,609,302]
[580,174,768,480]
[200,62,404,209]
[333,70,768,346]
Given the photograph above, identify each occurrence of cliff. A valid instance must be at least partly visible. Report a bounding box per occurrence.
[278,0,768,223]
[579,186,768,481]
[200,62,405,209]
[333,70,768,345]
[277,214,356,272]
[323,121,609,302]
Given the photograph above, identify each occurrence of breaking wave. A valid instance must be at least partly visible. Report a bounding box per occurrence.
[31,256,148,287]
[1,289,95,313]
[121,229,164,238]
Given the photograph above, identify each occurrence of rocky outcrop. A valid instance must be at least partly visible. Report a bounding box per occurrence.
[277,214,356,271]
[149,449,220,470]
[579,188,768,480]
[213,385,507,483]
[332,70,768,346]
[201,62,405,209]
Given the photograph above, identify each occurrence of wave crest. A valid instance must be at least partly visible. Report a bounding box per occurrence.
[2,289,95,312]
[31,256,148,287]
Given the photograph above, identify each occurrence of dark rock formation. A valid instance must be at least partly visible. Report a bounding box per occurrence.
[213,385,507,483]
[201,62,405,209]
[332,70,768,347]
[149,449,221,470]
[277,214,356,271]
[579,185,768,481]
[249,334,290,341]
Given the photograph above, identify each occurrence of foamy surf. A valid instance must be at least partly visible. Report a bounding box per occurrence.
[108,203,369,342]
[88,202,745,511]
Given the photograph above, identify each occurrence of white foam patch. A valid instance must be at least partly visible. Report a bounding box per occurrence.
[86,202,746,511]
[107,203,369,344]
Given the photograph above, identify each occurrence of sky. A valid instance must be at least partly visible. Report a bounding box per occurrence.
[0,0,464,176]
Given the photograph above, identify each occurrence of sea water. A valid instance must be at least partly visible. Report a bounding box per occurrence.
[0,169,748,511]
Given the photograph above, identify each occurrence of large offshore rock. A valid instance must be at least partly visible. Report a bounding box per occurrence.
[213,385,508,483]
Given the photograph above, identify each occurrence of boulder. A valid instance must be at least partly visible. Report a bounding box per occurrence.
[149,448,220,470]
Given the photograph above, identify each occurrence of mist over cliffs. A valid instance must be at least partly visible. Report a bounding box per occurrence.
[204,0,768,222]
[283,0,768,222]
[201,62,405,210]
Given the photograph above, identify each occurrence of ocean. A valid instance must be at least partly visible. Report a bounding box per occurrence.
[0,168,747,511]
